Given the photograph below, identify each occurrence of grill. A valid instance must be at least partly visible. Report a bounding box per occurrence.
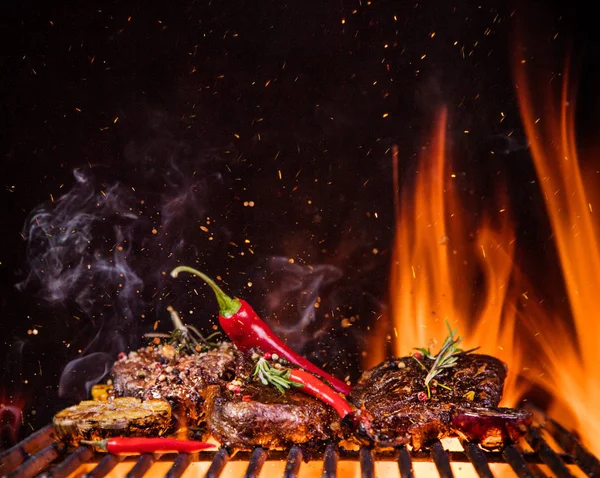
[2,417,600,478]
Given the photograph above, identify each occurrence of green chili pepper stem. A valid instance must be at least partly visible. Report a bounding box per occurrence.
[81,439,108,451]
[170,266,242,318]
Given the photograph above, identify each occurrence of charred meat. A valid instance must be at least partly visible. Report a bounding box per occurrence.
[111,341,237,427]
[350,353,531,449]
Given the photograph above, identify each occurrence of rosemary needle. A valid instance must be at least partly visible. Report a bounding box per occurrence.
[414,322,479,398]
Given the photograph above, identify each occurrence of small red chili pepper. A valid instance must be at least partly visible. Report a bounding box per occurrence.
[287,368,353,419]
[80,437,216,455]
[171,266,351,395]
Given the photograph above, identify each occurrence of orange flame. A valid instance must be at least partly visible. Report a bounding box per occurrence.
[513,51,600,453]
[387,108,525,407]
[382,50,600,456]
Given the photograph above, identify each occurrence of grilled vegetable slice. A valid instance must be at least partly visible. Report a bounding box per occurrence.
[53,397,172,445]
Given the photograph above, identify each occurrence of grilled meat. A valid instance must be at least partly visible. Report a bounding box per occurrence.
[203,349,342,449]
[204,383,340,449]
[350,354,531,449]
[53,397,172,445]
[111,342,237,426]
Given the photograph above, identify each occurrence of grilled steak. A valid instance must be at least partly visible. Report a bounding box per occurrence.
[111,342,237,426]
[53,397,172,445]
[204,383,340,449]
[350,353,531,449]
[203,349,342,449]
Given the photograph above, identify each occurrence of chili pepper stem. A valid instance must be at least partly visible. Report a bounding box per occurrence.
[81,439,108,451]
[170,266,241,317]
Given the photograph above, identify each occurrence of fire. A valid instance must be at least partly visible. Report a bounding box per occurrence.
[386,108,524,408]
[382,49,600,456]
[513,51,600,453]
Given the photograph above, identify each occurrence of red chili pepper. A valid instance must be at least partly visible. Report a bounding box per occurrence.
[80,437,215,455]
[171,266,351,395]
[287,369,353,419]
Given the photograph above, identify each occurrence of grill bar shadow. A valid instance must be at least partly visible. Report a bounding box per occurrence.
[5,442,59,478]
[82,454,123,478]
[244,447,267,478]
[322,442,338,478]
[502,445,535,478]
[125,452,155,478]
[0,424,56,475]
[526,427,574,478]
[431,440,455,478]
[397,445,414,478]
[283,446,303,478]
[464,442,494,478]
[546,418,600,477]
[39,446,93,478]
[164,453,192,478]
[359,447,375,478]
[204,448,230,478]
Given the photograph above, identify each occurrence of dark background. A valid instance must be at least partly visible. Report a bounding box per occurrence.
[0,0,595,445]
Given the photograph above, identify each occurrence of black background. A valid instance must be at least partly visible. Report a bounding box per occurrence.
[0,0,596,445]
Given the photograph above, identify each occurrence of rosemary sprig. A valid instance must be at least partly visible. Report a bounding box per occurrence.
[414,322,479,398]
[144,306,221,355]
[252,357,303,394]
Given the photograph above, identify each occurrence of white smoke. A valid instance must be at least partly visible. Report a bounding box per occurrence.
[17,169,143,319]
[264,256,344,350]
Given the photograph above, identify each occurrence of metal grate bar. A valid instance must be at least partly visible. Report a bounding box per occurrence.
[546,419,600,477]
[359,447,375,478]
[283,446,303,478]
[164,453,192,478]
[204,448,230,478]
[397,445,414,478]
[501,445,534,478]
[125,453,155,478]
[244,447,267,478]
[431,440,455,478]
[40,446,94,478]
[82,453,122,478]
[322,442,338,478]
[526,427,574,478]
[5,442,59,478]
[0,423,56,475]
[464,442,494,478]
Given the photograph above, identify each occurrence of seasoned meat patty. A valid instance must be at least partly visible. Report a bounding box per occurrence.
[204,383,340,449]
[350,353,530,449]
[111,342,237,426]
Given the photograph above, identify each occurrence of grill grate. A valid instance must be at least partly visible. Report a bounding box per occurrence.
[1,419,597,478]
